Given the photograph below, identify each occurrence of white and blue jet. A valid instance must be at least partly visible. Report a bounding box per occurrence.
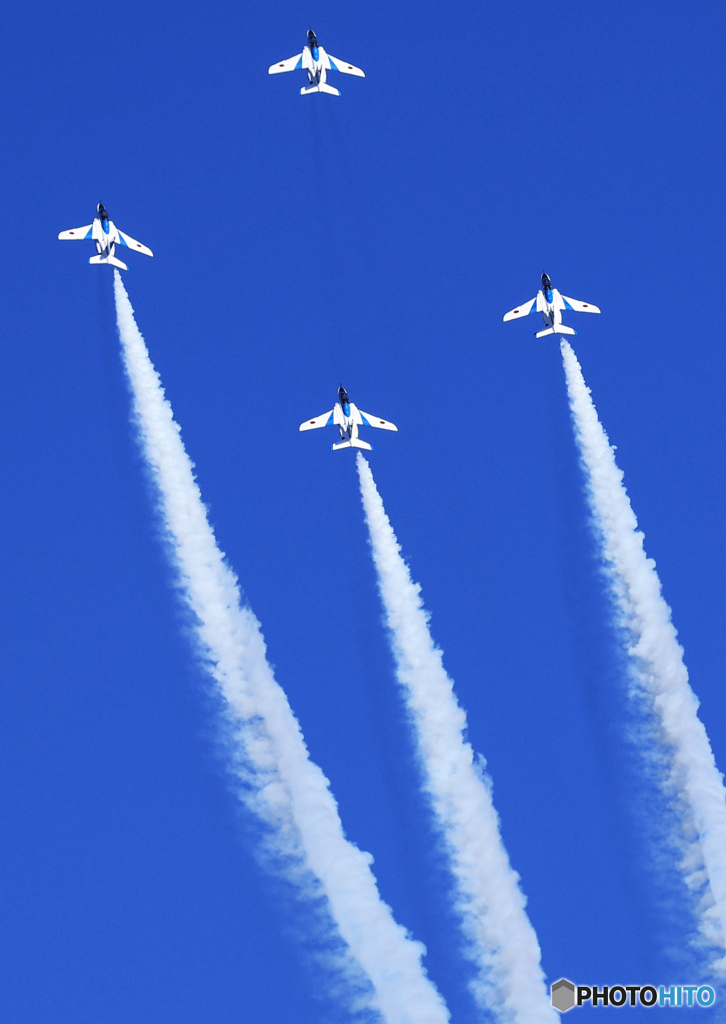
[300,387,397,451]
[58,204,153,271]
[503,273,600,337]
[268,29,365,96]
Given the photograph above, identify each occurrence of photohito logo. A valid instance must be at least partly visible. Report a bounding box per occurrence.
[551,979,716,1011]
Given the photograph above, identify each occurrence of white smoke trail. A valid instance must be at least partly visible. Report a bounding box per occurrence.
[561,339,726,968]
[356,454,556,1024]
[112,272,451,1024]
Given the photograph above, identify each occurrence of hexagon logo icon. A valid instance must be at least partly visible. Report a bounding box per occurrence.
[551,978,576,1012]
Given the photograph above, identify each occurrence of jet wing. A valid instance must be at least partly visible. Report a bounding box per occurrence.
[561,295,601,314]
[269,53,303,74]
[118,230,154,257]
[358,410,398,431]
[59,225,93,240]
[503,297,537,322]
[300,410,334,431]
[327,54,365,77]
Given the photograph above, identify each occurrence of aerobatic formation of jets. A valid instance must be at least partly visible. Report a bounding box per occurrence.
[58,35,601,451]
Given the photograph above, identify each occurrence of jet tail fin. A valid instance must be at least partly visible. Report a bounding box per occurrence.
[300,83,340,96]
[89,254,128,271]
[332,439,372,451]
[536,325,576,338]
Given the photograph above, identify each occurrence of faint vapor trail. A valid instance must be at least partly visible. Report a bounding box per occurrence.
[356,454,556,1024]
[561,339,726,970]
[112,272,451,1024]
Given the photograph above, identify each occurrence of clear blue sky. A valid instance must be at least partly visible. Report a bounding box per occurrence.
[0,0,724,1020]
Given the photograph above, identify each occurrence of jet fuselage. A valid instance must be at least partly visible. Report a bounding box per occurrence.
[335,387,364,445]
[303,34,329,89]
[94,204,115,260]
[538,272,562,332]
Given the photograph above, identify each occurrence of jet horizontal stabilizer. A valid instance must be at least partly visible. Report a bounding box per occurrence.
[331,439,373,451]
[89,254,128,271]
[300,83,340,96]
[535,325,576,338]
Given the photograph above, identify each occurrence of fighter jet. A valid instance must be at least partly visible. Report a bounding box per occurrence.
[58,204,153,271]
[503,273,600,337]
[299,387,397,450]
[268,29,365,96]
